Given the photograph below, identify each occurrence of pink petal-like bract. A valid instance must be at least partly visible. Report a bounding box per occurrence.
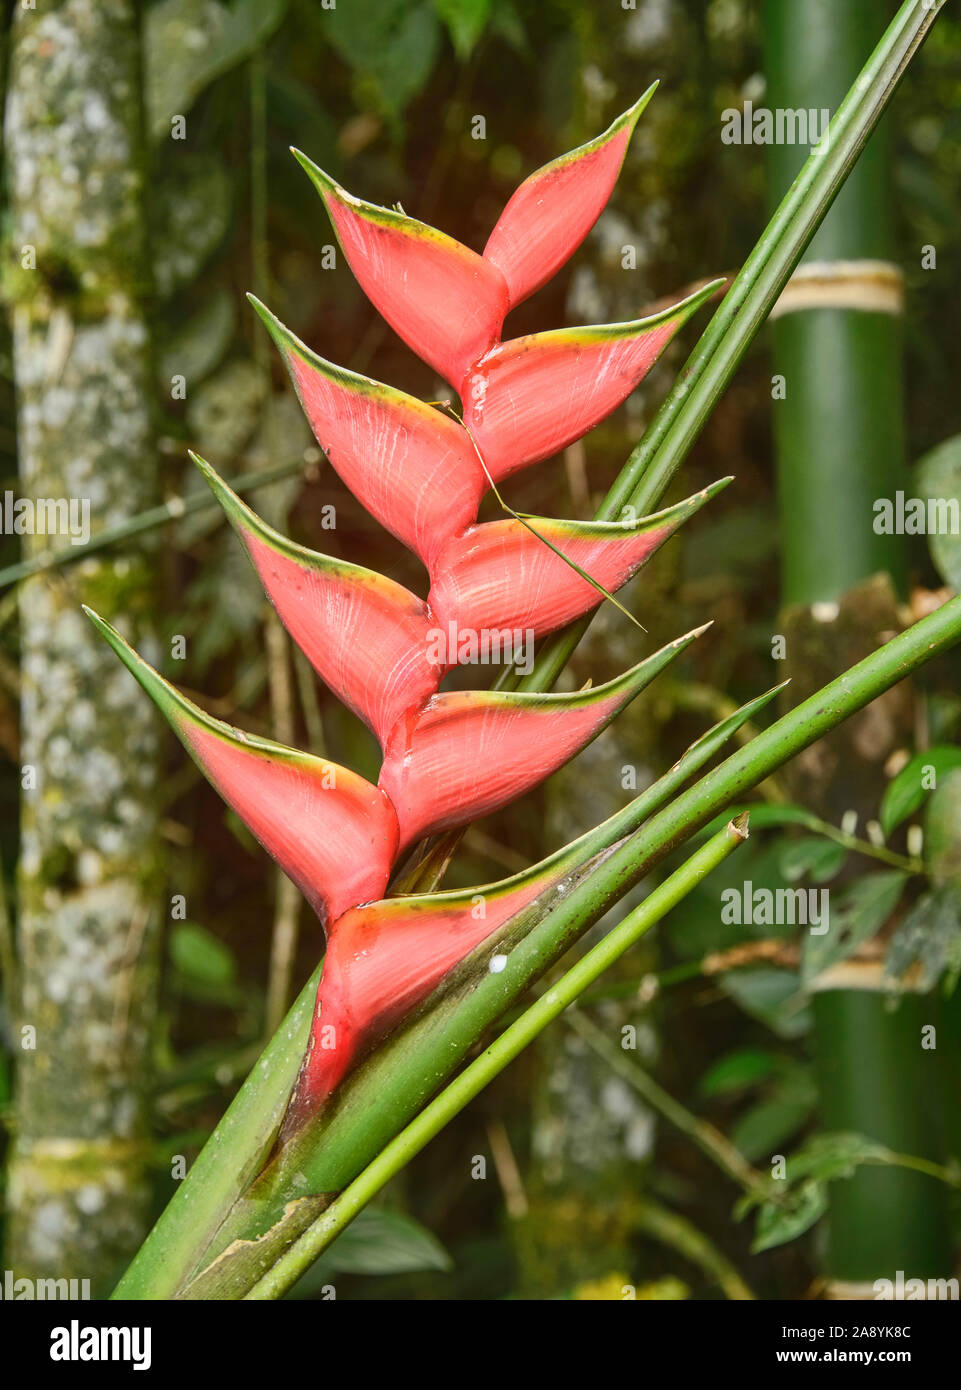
[430,482,727,639]
[284,844,590,1125]
[379,635,695,849]
[249,299,487,568]
[483,93,653,310]
[191,454,440,750]
[294,151,509,388]
[85,611,398,927]
[463,287,715,483]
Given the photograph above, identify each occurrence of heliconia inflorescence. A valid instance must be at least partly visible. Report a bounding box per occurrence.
[89,93,725,1129]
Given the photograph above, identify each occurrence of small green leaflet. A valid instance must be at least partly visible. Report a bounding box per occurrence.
[880,745,961,836]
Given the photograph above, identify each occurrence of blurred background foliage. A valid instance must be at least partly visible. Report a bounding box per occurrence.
[1,0,960,1299]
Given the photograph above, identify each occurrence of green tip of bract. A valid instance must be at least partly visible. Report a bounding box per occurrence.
[188,450,277,547]
[290,146,336,197]
[623,81,659,130]
[246,292,291,352]
[83,606,183,725]
[674,277,726,324]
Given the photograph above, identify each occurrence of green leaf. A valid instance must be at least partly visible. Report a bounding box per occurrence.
[731,1098,811,1163]
[915,435,961,589]
[880,746,961,836]
[285,1209,451,1297]
[778,836,847,884]
[924,766,961,882]
[698,1048,777,1097]
[145,0,289,140]
[153,155,232,300]
[886,884,961,993]
[801,870,907,984]
[434,0,492,58]
[489,0,527,51]
[324,0,441,118]
[159,289,236,389]
[751,1180,826,1253]
[782,1131,894,1185]
[169,923,238,990]
[718,968,810,1039]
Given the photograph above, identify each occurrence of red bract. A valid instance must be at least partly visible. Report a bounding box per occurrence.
[193,454,441,749]
[248,300,487,569]
[86,610,398,927]
[482,88,656,309]
[285,840,597,1127]
[91,97,723,1120]
[429,485,727,639]
[462,301,713,482]
[378,631,704,850]
[293,150,509,389]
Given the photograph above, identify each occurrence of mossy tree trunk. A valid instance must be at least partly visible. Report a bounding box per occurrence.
[3,0,162,1295]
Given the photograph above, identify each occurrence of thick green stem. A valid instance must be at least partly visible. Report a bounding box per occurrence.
[243,820,749,1300]
[111,964,320,1301]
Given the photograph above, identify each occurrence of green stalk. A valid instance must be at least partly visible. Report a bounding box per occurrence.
[764,0,951,1288]
[111,963,320,1299]
[242,819,749,1300]
[633,1199,755,1302]
[513,0,944,694]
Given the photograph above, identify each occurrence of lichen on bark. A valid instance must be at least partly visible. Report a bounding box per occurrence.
[3,0,162,1294]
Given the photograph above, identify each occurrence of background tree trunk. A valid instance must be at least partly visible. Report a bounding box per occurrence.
[3,0,162,1295]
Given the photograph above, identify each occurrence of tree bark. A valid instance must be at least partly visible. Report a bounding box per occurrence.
[3,0,161,1295]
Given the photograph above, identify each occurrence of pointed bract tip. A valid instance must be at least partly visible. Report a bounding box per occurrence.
[187,450,225,497]
[624,81,659,126]
[672,276,726,322]
[697,475,734,504]
[245,292,291,349]
[668,619,713,650]
[731,810,751,840]
[291,147,337,196]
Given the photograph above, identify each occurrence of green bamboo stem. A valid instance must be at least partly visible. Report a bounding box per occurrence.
[764,0,951,1287]
[765,0,905,603]
[242,819,749,1300]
